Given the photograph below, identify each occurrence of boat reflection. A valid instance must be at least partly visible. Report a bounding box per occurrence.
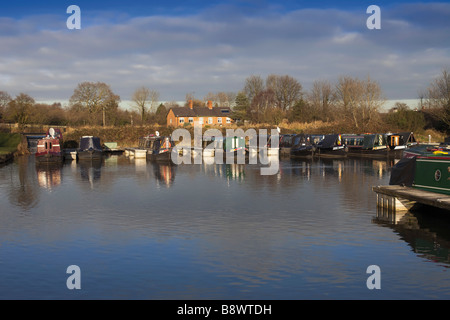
[153,162,176,187]
[78,159,103,189]
[36,164,62,190]
[374,206,450,266]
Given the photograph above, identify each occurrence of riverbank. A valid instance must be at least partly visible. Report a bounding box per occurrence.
[0,133,29,164]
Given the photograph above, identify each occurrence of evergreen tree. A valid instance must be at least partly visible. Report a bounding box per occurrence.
[232,92,249,122]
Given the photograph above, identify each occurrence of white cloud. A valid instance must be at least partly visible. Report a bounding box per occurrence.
[0,3,449,103]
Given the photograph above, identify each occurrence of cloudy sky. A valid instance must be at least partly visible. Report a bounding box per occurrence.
[0,0,449,107]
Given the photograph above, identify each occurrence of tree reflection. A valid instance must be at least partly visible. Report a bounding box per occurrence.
[8,156,40,210]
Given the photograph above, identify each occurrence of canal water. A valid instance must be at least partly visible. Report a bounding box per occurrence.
[0,155,450,300]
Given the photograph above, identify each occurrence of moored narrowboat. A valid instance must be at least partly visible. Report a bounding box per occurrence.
[146,135,174,162]
[78,136,103,160]
[290,134,316,159]
[221,136,248,161]
[386,132,418,158]
[316,134,347,158]
[390,144,450,195]
[279,134,296,157]
[347,133,389,158]
[35,128,64,164]
[35,137,63,164]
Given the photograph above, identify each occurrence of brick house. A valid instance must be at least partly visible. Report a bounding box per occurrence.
[167,101,233,127]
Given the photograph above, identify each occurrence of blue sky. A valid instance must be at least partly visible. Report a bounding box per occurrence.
[0,1,449,106]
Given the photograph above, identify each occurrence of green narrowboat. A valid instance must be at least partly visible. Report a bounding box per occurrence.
[390,144,450,196]
[413,151,450,195]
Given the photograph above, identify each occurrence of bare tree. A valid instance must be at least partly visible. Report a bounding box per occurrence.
[70,82,120,126]
[132,87,150,122]
[244,75,264,104]
[424,68,450,131]
[266,74,303,111]
[249,88,276,123]
[334,76,384,131]
[149,90,160,113]
[308,80,334,121]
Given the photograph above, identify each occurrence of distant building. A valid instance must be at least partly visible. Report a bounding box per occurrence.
[167,100,233,127]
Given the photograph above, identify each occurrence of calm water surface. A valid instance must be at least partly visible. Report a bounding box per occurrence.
[1,155,450,300]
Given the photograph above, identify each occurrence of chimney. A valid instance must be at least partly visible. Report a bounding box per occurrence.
[189,100,193,109]
[208,100,213,110]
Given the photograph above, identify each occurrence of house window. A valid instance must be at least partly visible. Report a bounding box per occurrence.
[208,117,213,124]
[199,117,204,124]
[179,118,185,124]
[217,117,222,124]
[226,117,231,124]
[169,119,172,124]
[189,117,194,124]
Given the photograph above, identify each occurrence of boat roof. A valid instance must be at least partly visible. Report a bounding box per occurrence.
[318,134,341,148]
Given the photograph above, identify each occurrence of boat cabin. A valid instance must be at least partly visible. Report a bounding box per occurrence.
[342,134,364,150]
[362,134,388,150]
[386,132,417,150]
[36,138,61,155]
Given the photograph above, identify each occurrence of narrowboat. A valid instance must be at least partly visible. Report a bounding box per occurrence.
[347,133,389,158]
[35,137,63,164]
[35,128,64,164]
[390,144,450,196]
[222,136,248,161]
[142,135,174,162]
[316,134,347,158]
[78,136,103,160]
[290,134,316,159]
[386,132,418,158]
[279,134,296,157]
[342,134,365,152]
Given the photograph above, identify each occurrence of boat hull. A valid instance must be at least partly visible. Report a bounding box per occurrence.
[413,156,450,195]
[290,147,315,159]
[35,153,63,164]
[78,150,103,161]
[347,147,390,158]
[317,147,347,158]
[148,149,172,162]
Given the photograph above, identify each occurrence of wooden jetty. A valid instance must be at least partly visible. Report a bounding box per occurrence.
[373,185,450,212]
[124,148,147,159]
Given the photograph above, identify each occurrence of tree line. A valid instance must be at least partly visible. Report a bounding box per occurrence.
[0,69,449,133]
[233,69,450,133]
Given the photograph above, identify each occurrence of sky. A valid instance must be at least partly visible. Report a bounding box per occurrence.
[0,0,449,108]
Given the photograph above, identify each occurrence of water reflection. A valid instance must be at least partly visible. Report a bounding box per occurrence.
[374,206,450,266]
[36,164,62,190]
[153,162,176,187]
[7,156,40,210]
[79,159,103,189]
[2,155,450,299]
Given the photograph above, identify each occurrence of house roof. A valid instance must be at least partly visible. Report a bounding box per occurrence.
[170,106,232,118]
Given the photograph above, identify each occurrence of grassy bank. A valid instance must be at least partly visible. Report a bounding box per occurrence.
[0,133,23,155]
